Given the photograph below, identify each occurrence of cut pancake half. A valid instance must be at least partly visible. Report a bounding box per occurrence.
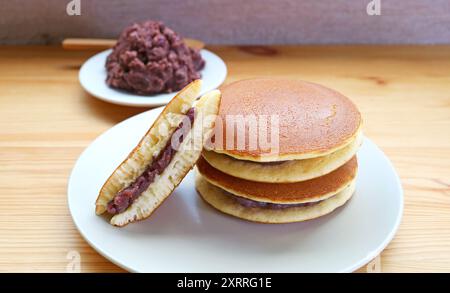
[197,156,358,204]
[95,80,221,226]
[196,174,356,224]
[203,130,362,183]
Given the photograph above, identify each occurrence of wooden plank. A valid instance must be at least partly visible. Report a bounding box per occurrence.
[0,45,449,272]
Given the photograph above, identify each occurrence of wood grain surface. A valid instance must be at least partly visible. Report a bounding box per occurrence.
[0,45,449,272]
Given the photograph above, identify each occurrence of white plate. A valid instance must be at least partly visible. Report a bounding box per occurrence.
[68,108,403,273]
[79,49,227,107]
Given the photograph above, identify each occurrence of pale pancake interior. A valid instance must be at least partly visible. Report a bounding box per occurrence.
[203,130,362,183]
[196,174,356,224]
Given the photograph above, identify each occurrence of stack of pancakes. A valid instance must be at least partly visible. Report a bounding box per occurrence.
[195,79,362,223]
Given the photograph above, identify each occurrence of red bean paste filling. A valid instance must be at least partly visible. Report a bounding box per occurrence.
[105,20,205,95]
[228,192,324,210]
[107,108,195,215]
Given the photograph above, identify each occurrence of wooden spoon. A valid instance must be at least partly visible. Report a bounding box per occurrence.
[62,38,205,51]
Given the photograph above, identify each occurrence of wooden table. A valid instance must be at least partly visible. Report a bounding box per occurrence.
[0,45,449,272]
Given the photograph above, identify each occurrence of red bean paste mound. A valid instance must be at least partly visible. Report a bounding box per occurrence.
[105,21,205,95]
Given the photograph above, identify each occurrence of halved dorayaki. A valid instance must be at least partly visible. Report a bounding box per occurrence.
[96,80,221,226]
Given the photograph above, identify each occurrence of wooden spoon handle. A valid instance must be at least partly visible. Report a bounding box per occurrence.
[62,38,205,51]
[62,38,116,51]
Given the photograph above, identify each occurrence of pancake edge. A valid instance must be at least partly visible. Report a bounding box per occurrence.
[211,122,363,163]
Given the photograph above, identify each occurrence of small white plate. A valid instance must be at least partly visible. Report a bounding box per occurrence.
[68,108,403,273]
[79,49,227,107]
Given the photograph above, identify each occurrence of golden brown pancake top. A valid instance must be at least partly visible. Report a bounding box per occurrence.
[196,156,358,203]
[215,79,361,159]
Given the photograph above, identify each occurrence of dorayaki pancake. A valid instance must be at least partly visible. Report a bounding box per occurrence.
[196,156,358,204]
[213,79,362,162]
[203,130,362,183]
[195,174,356,224]
[95,80,221,227]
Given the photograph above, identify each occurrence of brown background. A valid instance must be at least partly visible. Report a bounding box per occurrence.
[1,0,450,45]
